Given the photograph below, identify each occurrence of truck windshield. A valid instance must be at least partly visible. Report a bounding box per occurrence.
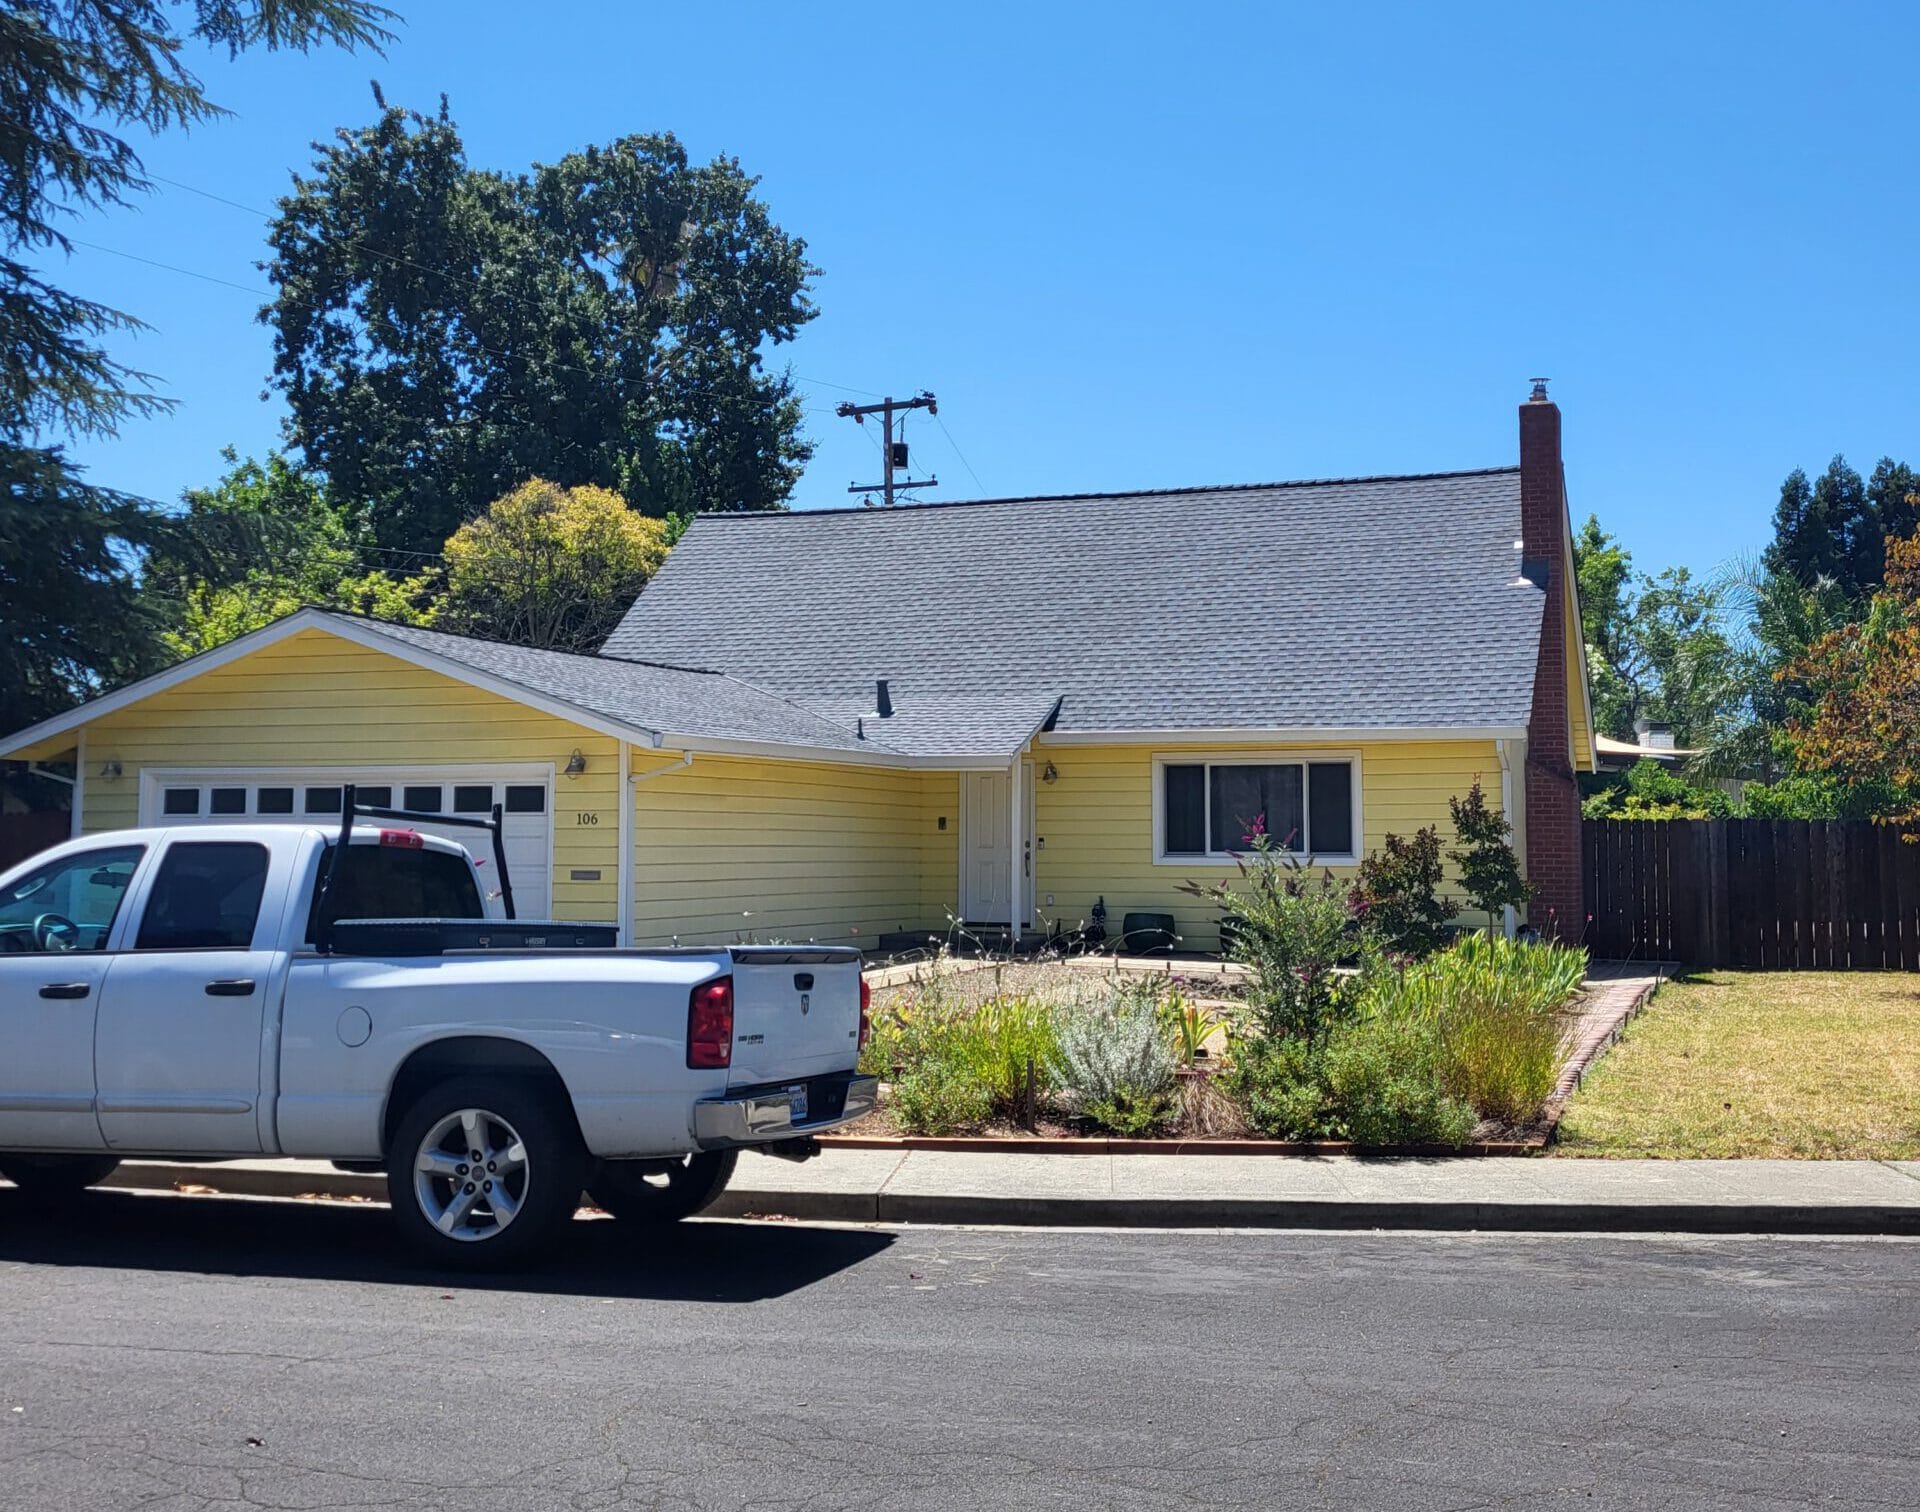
[310,843,485,935]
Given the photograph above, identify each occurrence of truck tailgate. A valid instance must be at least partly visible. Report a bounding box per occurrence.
[726,947,864,1086]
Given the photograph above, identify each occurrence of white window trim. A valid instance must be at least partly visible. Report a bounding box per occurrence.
[1150,750,1363,866]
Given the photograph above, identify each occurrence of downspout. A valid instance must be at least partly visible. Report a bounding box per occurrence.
[70,729,86,839]
[616,741,632,946]
[626,752,694,947]
[1497,738,1517,939]
[1008,754,1023,948]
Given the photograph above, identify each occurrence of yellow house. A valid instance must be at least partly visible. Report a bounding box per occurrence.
[1,388,1596,949]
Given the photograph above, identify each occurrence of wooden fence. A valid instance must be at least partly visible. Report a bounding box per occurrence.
[1582,818,1920,969]
[0,811,70,875]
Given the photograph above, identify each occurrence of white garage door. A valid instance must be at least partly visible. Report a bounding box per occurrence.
[140,767,553,918]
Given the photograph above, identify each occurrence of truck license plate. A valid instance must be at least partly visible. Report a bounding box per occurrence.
[787,1083,809,1122]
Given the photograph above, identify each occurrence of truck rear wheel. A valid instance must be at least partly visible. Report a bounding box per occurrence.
[0,1154,121,1200]
[589,1151,737,1225]
[386,1077,583,1269]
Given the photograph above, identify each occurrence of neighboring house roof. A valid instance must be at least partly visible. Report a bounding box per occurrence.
[605,469,1545,736]
[1594,733,1697,768]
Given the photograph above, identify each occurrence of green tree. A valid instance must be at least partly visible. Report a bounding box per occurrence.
[0,0,393,733]
[149,450,433,656]
[263,100,817,557]
[1572,513,1741,749]
[438,478,671,651]
[1572,514,1634,737]
[1447,781,1531,933]
[1764,455,1919,604]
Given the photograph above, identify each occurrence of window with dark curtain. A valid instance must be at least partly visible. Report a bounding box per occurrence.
[1210,765,1303,852]
[1163,765,1205,854]
[1307,763,1354,854]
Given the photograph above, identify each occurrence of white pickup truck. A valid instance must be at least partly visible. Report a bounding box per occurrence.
[0,807,876,1267]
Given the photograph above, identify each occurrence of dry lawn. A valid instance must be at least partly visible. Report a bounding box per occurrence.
[1556,971,1920,1159]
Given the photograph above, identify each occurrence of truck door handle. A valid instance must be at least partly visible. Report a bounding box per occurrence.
[38,982,90,1000]
[205,978,256,997]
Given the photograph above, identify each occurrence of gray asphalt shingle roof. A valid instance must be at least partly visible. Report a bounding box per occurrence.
[342,617,878,754]
[602,469,1547,735]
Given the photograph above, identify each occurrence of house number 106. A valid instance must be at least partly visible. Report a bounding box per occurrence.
[575,811,601,826]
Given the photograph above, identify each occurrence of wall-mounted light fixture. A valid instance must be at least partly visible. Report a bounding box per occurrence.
[564,749,587,778]
[1042,761,1059,784]
[101,759,123,780]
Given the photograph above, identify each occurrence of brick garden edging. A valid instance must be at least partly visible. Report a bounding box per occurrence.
[818,1133,1545,1157]
[1538,962,1670,1141]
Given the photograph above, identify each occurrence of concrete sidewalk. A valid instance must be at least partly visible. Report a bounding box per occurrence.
[106,1149,1920,1235]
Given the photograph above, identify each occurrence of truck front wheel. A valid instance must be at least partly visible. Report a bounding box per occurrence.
[0,1154,121,1200]
[589,1151,736,1225]
[386,1077,583,1269]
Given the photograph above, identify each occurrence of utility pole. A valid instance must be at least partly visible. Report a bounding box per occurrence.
[837,391,938,506]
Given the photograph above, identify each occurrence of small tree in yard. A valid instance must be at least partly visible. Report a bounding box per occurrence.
[1447,780,1532,935]
[1355,825,1450,957]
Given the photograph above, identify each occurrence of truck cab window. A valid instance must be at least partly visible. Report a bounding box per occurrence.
[0,846,144,953]
[310,844,484,937]
[135,842,270,950]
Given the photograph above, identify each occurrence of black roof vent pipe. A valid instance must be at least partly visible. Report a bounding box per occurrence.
[876,679,894,718]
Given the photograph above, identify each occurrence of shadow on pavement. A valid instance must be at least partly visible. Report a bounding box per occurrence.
[0,1187,892,1302]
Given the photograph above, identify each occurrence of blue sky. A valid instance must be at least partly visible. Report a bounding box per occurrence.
[45,1,1920,579]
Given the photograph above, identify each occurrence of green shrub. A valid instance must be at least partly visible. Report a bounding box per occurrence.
[1355,825,1451,957]
[1447,780,1532,932]
[1184,835,1377,1041]
[1226,1018,1472,1147]
[866,992,1063,1134]
[1052,984,1177,1134]
[1322,1014,1476,1148]
[1376,934,1586,1124]
[891,1057,993,1134]
[1226,1035,1332,1140]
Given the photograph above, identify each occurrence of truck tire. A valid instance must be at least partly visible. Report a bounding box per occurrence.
[386,1077,584,1269]
[0,1154,121,1200]
[589,1151,737,1225]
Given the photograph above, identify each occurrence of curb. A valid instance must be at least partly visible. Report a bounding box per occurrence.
[103,1162,1920,1237]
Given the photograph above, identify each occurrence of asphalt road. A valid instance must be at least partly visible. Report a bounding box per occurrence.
[1,1189,1916,1510]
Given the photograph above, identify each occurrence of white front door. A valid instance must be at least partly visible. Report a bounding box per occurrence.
[963,771,1012,924]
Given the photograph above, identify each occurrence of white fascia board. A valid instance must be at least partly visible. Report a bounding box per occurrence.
[1037,725,1530,746]
[0,610,332,759]
[0,609,669,761]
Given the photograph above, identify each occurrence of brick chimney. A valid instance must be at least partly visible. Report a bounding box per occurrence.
[1519,381,1584,941]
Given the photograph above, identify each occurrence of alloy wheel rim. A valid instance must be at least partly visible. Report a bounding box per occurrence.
[413,1107,530,1242]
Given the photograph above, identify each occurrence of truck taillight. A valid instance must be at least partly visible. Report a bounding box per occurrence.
[379,828,424,849]
[687,976,734,1069]
[858,975,872,1050]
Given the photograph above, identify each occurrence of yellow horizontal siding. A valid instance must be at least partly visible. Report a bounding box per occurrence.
[1032,740,1511,946]
[76,627,620,922]
[630,754,956,947]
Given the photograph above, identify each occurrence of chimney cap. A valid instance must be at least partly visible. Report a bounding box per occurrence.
[1528,377,1552,402]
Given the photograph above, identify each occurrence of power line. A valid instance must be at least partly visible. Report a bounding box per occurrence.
[934,412,985,492]
[67,237,270,297]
